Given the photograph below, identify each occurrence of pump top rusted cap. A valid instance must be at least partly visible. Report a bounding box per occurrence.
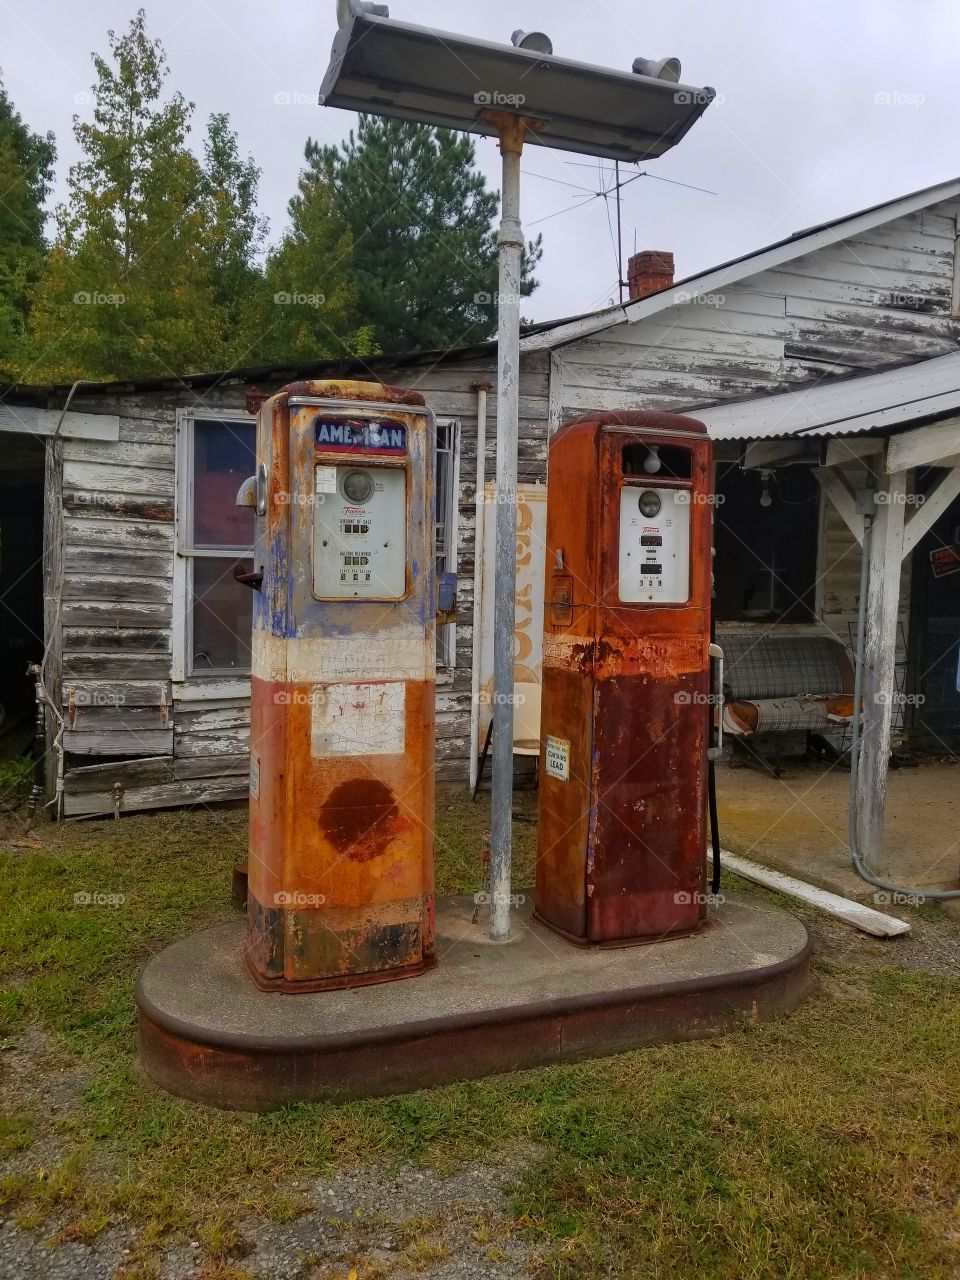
[277,379,427,407]
[557,409,709,439]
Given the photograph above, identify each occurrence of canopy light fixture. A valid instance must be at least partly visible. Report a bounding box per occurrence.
[511,29,554,55]
[321,6,715,163]
[337,0,389,26]
[632,56,683,83]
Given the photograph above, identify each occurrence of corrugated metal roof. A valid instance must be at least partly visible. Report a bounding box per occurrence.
[695,350,960,442]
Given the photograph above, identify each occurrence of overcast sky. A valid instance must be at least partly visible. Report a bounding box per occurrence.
[4,0,960,323]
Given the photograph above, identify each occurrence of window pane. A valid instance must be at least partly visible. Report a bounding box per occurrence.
[191,558,253,673]
[192,420,256,550]
[435,423,452,570]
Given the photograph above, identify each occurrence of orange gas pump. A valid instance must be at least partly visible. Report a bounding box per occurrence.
[534,410,718,945]
[241,380,448,991]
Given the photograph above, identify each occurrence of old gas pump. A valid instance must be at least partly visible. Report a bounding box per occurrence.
[240,380,449,991]
[534,410,719,945]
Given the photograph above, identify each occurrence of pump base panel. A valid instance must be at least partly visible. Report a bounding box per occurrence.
[136,893,811,1111]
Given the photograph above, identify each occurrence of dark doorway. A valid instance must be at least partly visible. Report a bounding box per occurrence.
[0,435,45,748]
[714,463,820,623]
[908,470,960,750]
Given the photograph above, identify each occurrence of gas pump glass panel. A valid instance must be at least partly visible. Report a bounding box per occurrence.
[312,414,409,600]
[313,464,407,598]
[618,485,691,604]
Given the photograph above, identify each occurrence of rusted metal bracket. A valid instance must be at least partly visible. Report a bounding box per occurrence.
[476,109,546,153]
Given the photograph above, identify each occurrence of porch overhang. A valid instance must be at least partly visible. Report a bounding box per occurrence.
[699,349,960,893]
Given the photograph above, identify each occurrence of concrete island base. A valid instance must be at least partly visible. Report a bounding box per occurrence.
[136,893,811,1111]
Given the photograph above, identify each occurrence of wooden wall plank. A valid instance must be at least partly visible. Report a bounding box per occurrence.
[63,652,173,679]
[60,680,170,707]
[64,728,174,757]
[63,439,174,469]
[62,575,172,605]
[63,514,174,551]
[64,778,248,818]
[63,627,171,652]
[61,601,173,629]
[62,459,175,496]
[63,491,174,522]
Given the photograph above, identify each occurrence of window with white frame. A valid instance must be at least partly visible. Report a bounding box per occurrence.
[174,411,459,680]
[174,414,256,680]
[435,419,460,669]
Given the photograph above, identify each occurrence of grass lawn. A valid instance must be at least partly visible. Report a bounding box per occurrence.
[1,789,959,1278]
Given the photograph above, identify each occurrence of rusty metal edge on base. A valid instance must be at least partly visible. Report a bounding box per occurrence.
[135,936,813,1111]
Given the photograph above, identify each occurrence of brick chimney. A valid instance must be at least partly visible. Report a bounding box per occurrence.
[627,250,674,301]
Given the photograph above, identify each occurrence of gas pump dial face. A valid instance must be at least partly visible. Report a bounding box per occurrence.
[638,490,662,518]
[341,469,376,505]
[618,485,691,604]
[313,463,407,599]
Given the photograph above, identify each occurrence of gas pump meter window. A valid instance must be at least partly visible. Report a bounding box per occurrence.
[618,480,692,605]
[313,437,408,600]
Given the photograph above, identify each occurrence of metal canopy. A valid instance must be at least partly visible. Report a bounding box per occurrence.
[319,9,715,162]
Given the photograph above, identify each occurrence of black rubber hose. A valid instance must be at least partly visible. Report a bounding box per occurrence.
[709,598,722,896]
[709,758,722,896]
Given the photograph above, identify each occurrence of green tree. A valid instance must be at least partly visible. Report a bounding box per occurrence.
[0,77,55,378]
[245,151,376,366]
[318,117,542,352]
[199,111,267,365]
[25,11,256,381]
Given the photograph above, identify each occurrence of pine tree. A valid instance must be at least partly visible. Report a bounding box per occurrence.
[245,149,376,366]
[318,117,542,352]
[0,78,55,378]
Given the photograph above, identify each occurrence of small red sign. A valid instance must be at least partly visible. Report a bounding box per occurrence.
[931,546,960,579]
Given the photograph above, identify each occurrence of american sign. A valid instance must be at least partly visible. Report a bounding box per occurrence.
[314,416,407,454]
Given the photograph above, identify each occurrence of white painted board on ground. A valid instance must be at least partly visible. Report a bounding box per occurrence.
[717,849,911,938]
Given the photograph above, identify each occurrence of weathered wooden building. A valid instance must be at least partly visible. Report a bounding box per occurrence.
[2,174,960,818]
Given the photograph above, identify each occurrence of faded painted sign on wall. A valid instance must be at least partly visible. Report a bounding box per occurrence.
[478,483,547,748]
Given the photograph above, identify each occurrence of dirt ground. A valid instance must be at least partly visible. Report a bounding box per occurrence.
[716,757,960,905]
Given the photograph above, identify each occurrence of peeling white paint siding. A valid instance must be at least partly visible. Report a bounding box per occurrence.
[559,202,960,420]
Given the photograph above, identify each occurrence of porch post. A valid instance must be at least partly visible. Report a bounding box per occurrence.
[42,436,64,810]
[857,472,907,865]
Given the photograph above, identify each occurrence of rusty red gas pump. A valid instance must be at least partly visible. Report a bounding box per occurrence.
[534,410,718,945]
[241,380,450,991]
